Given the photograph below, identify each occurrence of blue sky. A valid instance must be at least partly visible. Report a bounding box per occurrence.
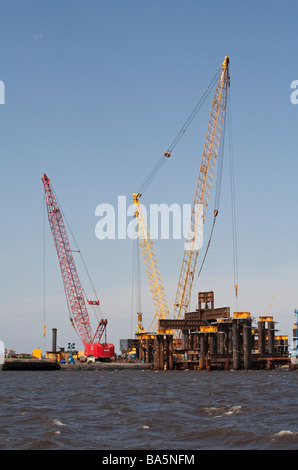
[0,0,297,353]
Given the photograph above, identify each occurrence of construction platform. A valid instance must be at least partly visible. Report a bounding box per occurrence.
[121,291,295,371]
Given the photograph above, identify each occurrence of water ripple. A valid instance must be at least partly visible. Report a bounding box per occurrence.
[0,369,297,449]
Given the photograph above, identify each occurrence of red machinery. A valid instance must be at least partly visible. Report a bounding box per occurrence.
[42,173,115,359]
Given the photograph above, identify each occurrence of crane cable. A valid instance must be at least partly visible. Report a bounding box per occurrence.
[228,88,239,302]
[131,65,222,321]
[42,193,47,351]
[137,65,222,196]
[43,190,81,343]
[51,184,104,323]
[43,193,82,344]
[131,237,142,335]
[196,83,239,306]
[166,66,221,154]
[196,97,227,281]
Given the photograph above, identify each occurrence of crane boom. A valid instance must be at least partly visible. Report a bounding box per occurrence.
[42,173,114,358]
[174,56,230,320]
[133,193,170,332]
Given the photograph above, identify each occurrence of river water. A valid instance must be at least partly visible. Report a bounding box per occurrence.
[0,368,297,450]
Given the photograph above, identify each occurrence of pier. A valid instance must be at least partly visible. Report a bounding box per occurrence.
[129,291,293,371]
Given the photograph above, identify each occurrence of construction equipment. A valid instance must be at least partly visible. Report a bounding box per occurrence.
[42,173,114,359]
[67,342,76,364]
[133,57,230,335]
[174,56,230,319]
[133,192,171,334]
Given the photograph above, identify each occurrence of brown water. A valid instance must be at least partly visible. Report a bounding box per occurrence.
[0,369,297,450]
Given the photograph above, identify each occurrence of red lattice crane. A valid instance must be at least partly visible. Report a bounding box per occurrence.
[42,173,115,359]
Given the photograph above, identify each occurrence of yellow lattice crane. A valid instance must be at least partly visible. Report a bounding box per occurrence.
[133,56,230,334]
[133,193,171,333]
[174,56,230,320]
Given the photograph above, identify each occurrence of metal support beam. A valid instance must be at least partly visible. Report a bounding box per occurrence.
[233,318,241,370]
[243,318,252,370]
[258,321,266,355]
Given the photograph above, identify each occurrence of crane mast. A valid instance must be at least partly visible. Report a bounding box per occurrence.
[133,193,170,333]
[42,173,114,358]
[174,56,230,320]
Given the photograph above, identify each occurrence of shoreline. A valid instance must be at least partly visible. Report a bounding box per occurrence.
[1,358,153,371]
